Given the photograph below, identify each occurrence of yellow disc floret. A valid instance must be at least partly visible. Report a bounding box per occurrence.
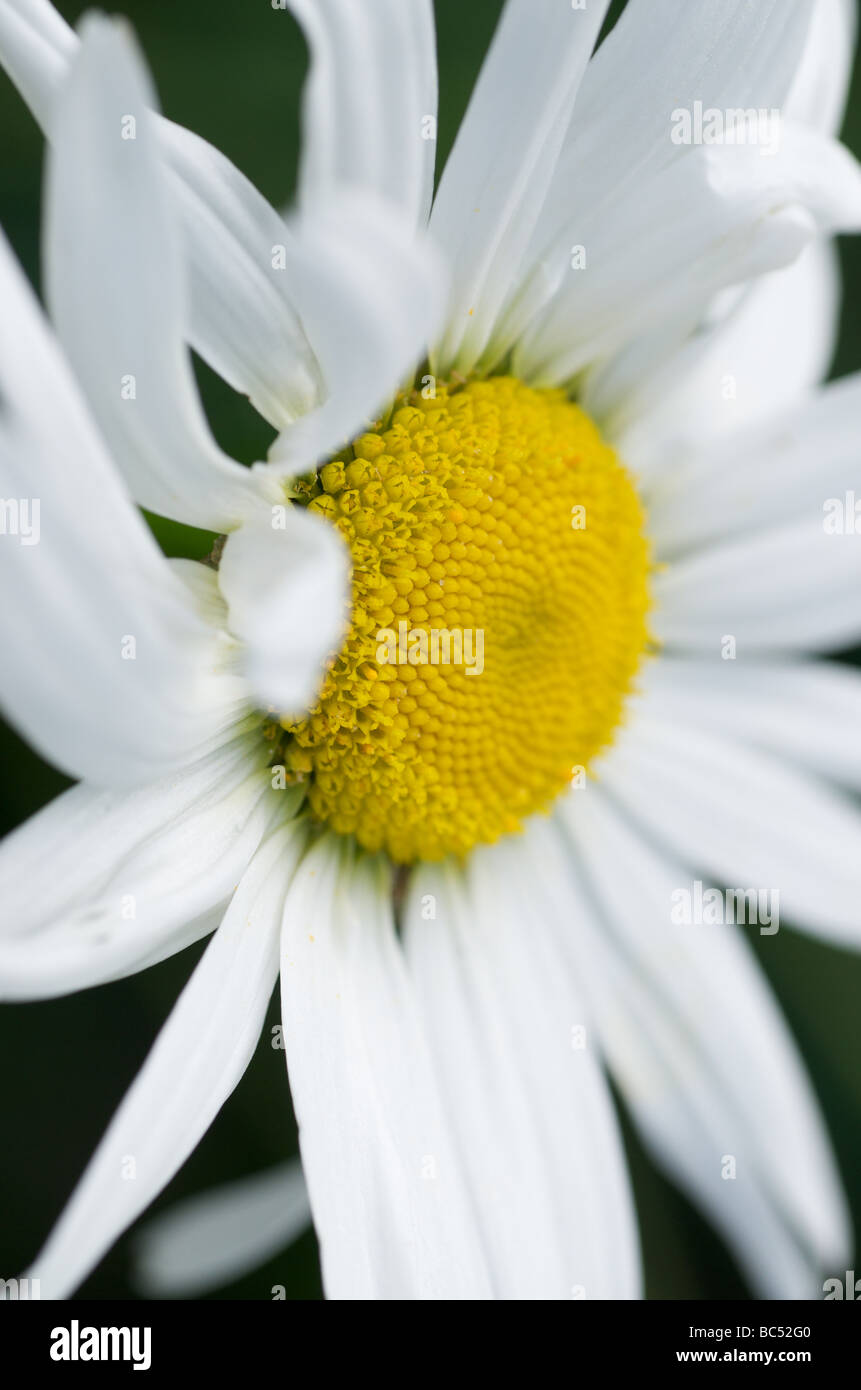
[278,376,650,863]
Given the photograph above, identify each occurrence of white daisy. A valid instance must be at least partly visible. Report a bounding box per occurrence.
[2,0,861,1301]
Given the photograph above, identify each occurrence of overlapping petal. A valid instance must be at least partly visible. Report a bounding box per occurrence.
[429,0,610,375]
[26,826,304,1300]
[404,851,642,1299]
[0,226,235,785]
[0,0,321,429]
[546,800,850,1298]
[0,732,279,999]
[218,506,349,718]
[280,839,494,1299]
[45,17,275,531]
[287,0,438,228]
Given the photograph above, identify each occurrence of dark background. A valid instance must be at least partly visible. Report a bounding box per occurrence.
[2,0,861,1300]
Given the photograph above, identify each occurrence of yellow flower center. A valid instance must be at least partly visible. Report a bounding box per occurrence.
[278,376,650,863]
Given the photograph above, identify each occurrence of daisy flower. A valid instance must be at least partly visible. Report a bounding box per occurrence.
[2,0,861,1300]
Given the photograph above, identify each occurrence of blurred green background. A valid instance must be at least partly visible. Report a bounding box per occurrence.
[2,0,861,1300]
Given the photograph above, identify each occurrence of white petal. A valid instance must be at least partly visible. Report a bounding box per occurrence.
[44,15,274,531]
[218,507,349,718]
[168,556,237,635]
[599,710,861,948]
[491,0,821,369]
[513,123,861,388]
[26,825,303,1300]
[429,0,609,376]
[654,517,861,653]
[787,0,856,134]
[0,0,74,129]
[646,373,861,555]
[0,227,236,786]
[641,654,861,793]
[0,0,320,430]
[548,796,850,1298]
[589,239,839,461]
[267,192,447,476]
[529,0,818,276]
[0,734,260,935]
[581,0,855,455]
[280,838,494,1300]
[134,1159,310,1297]
[288,0,437,228]
[403,850,642,1300]
[160,120,323,429]
[0,730,262,940]
[0,732,284,999]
